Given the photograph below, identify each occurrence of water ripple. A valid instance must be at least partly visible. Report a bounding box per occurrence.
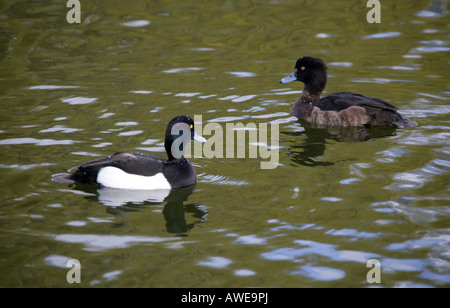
[227,71,257,78]
[162,67,202,74]
[198,173,249,186]
[28,85,79,90]
[53,233,177,251]
[292,265,346,281]
[387,158,450,191]
[39,125,83,133]
[61,96,97,105]
[198,256,233,269]
[261,240,380,264]
[121,20,150,27]
[362,32,402,39]
[0,137,81,146]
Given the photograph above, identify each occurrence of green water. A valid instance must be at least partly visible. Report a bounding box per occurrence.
[0,0,449,287]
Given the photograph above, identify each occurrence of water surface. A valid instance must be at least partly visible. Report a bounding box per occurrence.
[0,0,449,287]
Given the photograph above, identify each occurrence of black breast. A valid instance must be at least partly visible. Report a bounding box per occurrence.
[162,158,197,188]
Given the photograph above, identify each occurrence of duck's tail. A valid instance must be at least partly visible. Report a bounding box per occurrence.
[52,173,76,184]
[393,117,418,128]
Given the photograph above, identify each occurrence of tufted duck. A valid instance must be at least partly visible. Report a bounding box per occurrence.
[53,115,206,190]
[280,56,417,127]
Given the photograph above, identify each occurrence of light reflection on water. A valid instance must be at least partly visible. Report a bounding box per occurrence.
[0,0,449,287]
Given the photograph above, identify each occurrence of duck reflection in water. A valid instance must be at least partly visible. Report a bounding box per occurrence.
[283,120,397,167]
[72,183,206,234]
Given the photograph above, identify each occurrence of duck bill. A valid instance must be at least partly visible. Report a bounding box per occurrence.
[193,132,206,143]
[279,72,297,84]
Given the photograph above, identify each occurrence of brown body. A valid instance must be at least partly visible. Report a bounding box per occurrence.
[281,56,417,128]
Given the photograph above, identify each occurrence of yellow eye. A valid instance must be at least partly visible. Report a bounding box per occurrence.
[300,66,305,71]
[190,124,193,129]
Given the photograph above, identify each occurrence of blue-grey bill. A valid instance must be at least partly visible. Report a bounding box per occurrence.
[194,132,206,143]
[279,72,296,83]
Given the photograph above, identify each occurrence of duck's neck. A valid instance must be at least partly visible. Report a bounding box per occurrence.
[165,140,186,161]
[291,89,321,119]
[295,89,321,105]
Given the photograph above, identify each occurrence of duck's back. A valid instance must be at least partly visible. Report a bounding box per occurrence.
[316,92,397,112]
[306,91,417,127]
[55,152,166,185]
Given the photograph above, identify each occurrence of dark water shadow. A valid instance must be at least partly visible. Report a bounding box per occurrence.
[282,120,398,167]
[68,183,207,234]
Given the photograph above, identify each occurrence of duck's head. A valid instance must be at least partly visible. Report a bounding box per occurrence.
[165,115,206,160]
[280,56,328,95]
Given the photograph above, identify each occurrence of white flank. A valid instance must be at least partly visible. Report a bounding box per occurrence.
[97,166,171,190]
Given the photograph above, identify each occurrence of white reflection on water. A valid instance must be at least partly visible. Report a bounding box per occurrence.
[315,33,333,39]
[411,46,450,53]
[0,162,55,170]
[385,232,450,254]
[162,67,202,74]
[362,32,402,39]
[372,199,450,224]
[28,85,79,90]
[227,71,257,78]
[54,234,177,251]
[129,90,152,94]
[97,187,171,206]
[234,269,257,277]
[115,121,138,126]
[325,228,380,240]
[175,92,202,97]
[198,173,249,186]
[398,132,450,147]
[261,240,380,263]
[118,130,143,136]
[328,62,353,68]
[232,234,267,245]
[103,270,123,281]
[66,220,88,227]
[39,125,83,133]
[349,77,416,84]
[121,20,150,27]
[43,254,72,268]
[0,137,80,146]
[61,96,97,105]
[231,94,258,102]
[387,158,450,191]
[292,265,346,281]
[377,65,419,71]
[198,256,233,269]
[260,238,450,284]
[206,115,250,122]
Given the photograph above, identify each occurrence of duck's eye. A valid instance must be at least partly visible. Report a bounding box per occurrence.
[300,66,305,71]
[190,124,193,129]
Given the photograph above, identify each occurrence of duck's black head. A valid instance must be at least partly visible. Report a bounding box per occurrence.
[165,115,205,160]
[280,56,328,95]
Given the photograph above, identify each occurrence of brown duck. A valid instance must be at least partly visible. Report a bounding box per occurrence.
[280,56,417,128]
